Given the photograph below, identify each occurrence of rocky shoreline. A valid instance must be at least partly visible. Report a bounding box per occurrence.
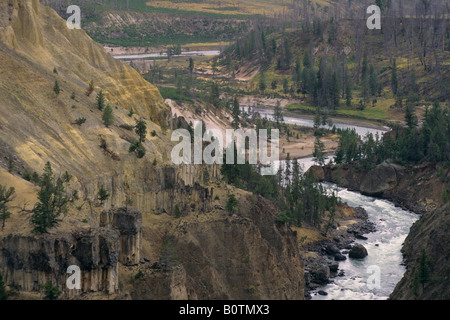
[302,207,376,299]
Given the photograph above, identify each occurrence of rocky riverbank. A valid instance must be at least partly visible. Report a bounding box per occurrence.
[308,160,446,214]
[307,160,450,300]
[299,206,376,299]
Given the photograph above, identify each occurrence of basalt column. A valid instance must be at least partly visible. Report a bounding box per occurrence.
[100,207,143,266]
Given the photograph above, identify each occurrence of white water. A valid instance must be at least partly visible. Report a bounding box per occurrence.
[275,149,418,300]
[310,186,419,300]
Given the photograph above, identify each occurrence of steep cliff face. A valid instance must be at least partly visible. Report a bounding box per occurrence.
[129,195,305,300]
[0,0,213,215]
[0,227,120,296]
[390,203,450,300]
[0,169,144,299]
[100,207,142,266]
[310,160,447,214]
[309,161,450,299]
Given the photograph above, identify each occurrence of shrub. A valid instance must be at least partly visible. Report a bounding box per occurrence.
[226,194,238,214]
[74,117,86,126]
[53,80,61,96]
[129,141,146,158]
[134,270,144,280]
[119,124,134,131]
[102,104,114,127]
[41,282,61,300]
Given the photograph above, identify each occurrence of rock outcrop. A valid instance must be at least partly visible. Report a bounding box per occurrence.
[130,195,305,300]
[100,207,142,266]
[309,160,447,214]
[390,203,450,300]
[0,227,120,296]
[359,161,405,196]
[309,160,449,299]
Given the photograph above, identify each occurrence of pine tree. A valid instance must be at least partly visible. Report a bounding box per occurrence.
[226,193,238,214]
[293,57,302,83]
[369,65,378,97]
[31,162,69,233]
[284,153,291,186]
[53,80,61,96]
[42,281,61,300]
[346,81,353,107]
[135,119,147,143]
[361,52,369,102]
[232,96,240,129]
[271,80,277,90]
[405,101,418,129]
[96,90,106,111]
[102,104,114,127]
[97,185,110,206]
[129,141,146,158]
[330,72,340,109]
[273,101,284,127]
[418,249,431,289]
[0,206,11,230]
[0,185,15,230]
[391,59,398,96]
[259,72,267,94]
[282,78,289,94]
[203,167,210,184]
[283,37,292,69]
[188,57,194,74]
[209,82,220,108]
[291,159,302,211]
[313,136,326,166]
[313,108,321,129]
[303,51,312,69]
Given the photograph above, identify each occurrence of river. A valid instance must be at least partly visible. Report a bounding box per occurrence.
[272,156,419,300]
[242,105,389,138]
[310,183,418,300]
[113,50,221,60]
[265,108,416,300]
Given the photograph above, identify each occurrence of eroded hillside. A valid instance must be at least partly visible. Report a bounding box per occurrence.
[0,0,305,300]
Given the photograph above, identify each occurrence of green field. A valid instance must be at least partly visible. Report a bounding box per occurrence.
[285,97,398,122]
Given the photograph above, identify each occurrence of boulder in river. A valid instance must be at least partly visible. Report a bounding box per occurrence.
[349,244,368,259]
[325,243,340,255]
[328,262,339,272]
[310,265,330,285]
[335,253,347,261]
